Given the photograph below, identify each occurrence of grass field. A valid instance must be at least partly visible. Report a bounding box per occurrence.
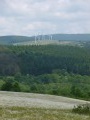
[0,106,90,120]
[13,40,76,46]
[0,91,90,120]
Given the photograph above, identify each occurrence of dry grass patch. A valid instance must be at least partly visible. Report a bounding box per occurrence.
[0,106,90,120]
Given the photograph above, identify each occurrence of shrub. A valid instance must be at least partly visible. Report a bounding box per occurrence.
[12,82,21,92]
[1,81,21,92]
[72,104,90,115]
[1,81,12,91]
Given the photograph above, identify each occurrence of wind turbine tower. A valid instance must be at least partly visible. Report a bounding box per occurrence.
[35,35,37,45]
[50,35,52,40]
[38,35,39,41]
[49,35,52,40]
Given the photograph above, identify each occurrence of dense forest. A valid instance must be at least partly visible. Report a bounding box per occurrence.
[0,45,90,100]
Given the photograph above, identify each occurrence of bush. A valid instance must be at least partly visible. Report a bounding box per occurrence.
[72,104,90,115]
[1,81,12,91]
[1,81,21,92]
[12,82,21,92]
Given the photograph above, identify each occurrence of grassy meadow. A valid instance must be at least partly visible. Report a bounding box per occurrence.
[0,106,90,120]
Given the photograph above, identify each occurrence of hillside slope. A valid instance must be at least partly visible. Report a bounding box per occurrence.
[0,34,90,45]
[0,91,90,109]
[0,36,33,45]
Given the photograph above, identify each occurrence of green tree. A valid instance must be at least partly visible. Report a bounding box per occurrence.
[12,82,21,92]
[1,81,12,91]
[71,85,83,98]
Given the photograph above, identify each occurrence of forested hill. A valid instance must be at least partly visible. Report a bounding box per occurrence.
[0,36,33,45]
[0,34,90,45]
[0,45,90,76]
[1,45,90,100]
[52,34,90,41]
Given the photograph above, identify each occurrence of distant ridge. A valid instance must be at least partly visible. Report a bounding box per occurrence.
[0,35,33,45]
[52,34,90,41]
[0,34,90,45]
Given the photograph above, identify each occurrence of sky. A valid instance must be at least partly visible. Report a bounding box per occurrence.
[0,0,90,36]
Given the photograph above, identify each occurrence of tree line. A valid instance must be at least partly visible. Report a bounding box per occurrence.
[0,45,90,76]
[0,45,90,100]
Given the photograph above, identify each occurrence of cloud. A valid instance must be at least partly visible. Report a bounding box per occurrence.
[0,0,90,36]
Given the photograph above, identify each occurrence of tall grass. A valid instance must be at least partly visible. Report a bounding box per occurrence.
[0,106,90,120]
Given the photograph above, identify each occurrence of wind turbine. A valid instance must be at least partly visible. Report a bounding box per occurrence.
[50,35,52,40]
[35,34,37,45]
[38,33,41,41]
[43,34,45,40]
[49,35,52,40]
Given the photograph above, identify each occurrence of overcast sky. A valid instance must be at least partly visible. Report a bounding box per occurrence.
[0,0,90,36]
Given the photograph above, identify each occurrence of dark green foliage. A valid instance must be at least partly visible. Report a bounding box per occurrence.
[0,53,20,75]
[1,45,90,76]
[30,84,39,92]
[1,78,20,92]
[0,72,90,100]
[12,82,21,92]
[10,45,90,75]
[72,104,90,115]
[1,81,12,91]
[71,85,83,98]
[0,45,90,100]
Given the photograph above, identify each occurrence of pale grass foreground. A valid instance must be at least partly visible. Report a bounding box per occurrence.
[0,91,90,120]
